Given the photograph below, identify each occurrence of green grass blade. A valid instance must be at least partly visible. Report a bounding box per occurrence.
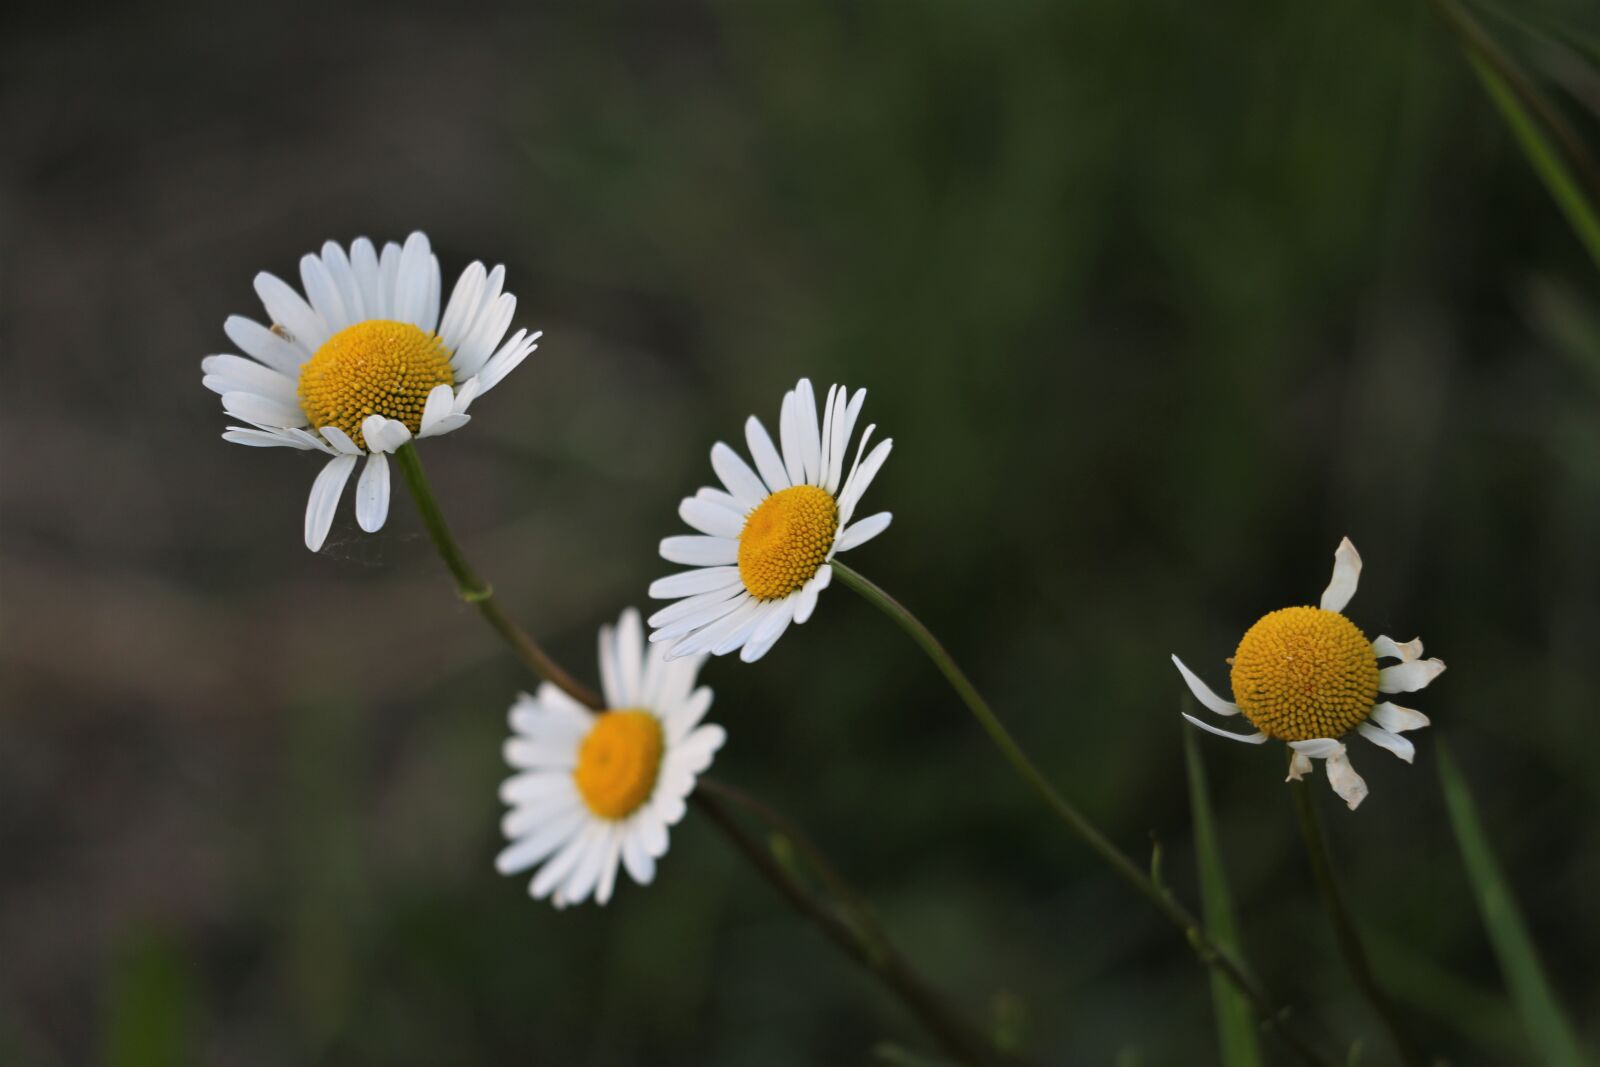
[1437,742,1590,1067]
[1184,726,1264,1067]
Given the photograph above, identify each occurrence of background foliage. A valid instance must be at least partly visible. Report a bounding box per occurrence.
[4,1,1599,1063]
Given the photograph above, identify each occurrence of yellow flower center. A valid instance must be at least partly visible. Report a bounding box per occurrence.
[1230,606,1379,741]
[573,710,664,820]
[297,320,454,446]
[737,484,838,600]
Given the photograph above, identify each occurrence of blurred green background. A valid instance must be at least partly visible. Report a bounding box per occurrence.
[4,1,1600,1063]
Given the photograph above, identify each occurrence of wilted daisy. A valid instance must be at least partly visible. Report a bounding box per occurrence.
[1173,538,1445,810]
[495,608,725,907]
[649,378,893,663]
[201,232,540,551]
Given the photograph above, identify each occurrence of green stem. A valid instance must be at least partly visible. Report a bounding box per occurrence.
[1290,778,1426,1067]
[393,443,600,708]
[392,444,1007,1067]
[831,561,1332,1067]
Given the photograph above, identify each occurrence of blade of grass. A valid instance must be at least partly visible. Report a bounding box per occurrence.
[1183,726,1264,1067]
[1437,741,1590,1067]
[1426,0,1600,273]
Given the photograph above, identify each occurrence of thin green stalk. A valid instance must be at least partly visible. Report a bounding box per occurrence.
[392,444,1007,1067]
[1289,779,1426,1067]
[831,561,1332,1067]
[393,443,600,708]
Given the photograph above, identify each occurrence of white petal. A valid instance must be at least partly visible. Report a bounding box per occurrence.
[1358,722,1415,763]
[1325,748,1369,810]
[711,443,769,511]
[672,599,763,659]
[826,387,861,494]
[355,453,390,533]
[319,240,365,322]
[1369,702,1431,733]
[1378,659,1446,693]
[779,390,804,486]
[592,828,626,906]
[224,315,306,376]
[1171,655,1242,716]
[660,535,739,567]
[421,413,470,439]
[253,271,329,351]
[638,812,669,857]
[200,355,298,403]
[221,427,317,449]
[1320,537,1362,613]
[791,575,822,625]
[1289,738,1346,759]
[1372,635,1424,662]
[648,585,747,630]
[394,232,434,328]
[1181,712,1267,744]
[319,425,363,455]
[598,622,622,709]
[1286,751,1313,781]
[838,438,892,525]
[419,383,455,437]
[300,252,350,331]
[222,391,305,430]
[375,418,412,454]
[453,293,516,379]
[744,416,790,493]
[304,455,357,552]
[452,376,483,414]
[439,261,486,350]
[795,379,822,484]
[664,686,714,745]
[679,497,745,539]
[650,567,742,599]
[350,238,381,318]
[835,511,891,554]
[739,601,794,662]
[477,331,537,393]
[422,254,441,335]
[496,806,584,874]
[377,241,401,317]
[531,824,600,900]
[616,608,645,706]
[621,825,656,885]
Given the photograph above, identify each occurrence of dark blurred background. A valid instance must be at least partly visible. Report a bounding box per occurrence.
[4,1,1600,1064]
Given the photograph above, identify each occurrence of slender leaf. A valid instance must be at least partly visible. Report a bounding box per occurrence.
[1184,726,1263,1067]
[1437,742,1590,1067]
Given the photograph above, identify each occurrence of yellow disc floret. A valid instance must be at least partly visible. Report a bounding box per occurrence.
[737,484,838,600]
[1230,606,1379,741]
[297,320,454,446]
[573,710,664,820]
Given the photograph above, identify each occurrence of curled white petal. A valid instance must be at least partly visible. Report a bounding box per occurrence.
[1369,702,1430,733]
[1288,738,1345,759]
[1378,658,1446,693]
[1171,655,1241,716]
[1372,635,1424,662]
[1320,537,1362,613]
[1357,722,1415,763]
[1286,751,1314,781]
[1181,713,1267,744]
[1325,748,1369,810]
[304,454,357,552]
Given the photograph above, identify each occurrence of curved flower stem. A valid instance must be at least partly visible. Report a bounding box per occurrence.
[1290,779,1427,1067]
[831,560,1333,1067]
[393,443,600,708]
[392,444,1009,1067]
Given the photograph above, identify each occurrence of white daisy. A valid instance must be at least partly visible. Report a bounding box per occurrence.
[202,231,541,551]
[1173,538,1446,810]
[648,378,894,663]
[495,607,725,907]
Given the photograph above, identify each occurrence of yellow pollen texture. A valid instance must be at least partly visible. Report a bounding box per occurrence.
[1230,606,1379,742]
[737,485,838,600]
[573,710,664,821]
[297,320,454,446]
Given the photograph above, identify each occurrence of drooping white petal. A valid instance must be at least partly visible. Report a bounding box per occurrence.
[1288,738,1345,760]
[1171,655,1242,716]
[420,413,470,439]
[355,453,390,533]
[1378,658,1446,693]
[1372,635,1424,662]
[221,427,319,450]
[1320,537,1362,613]
[660,535,739,567]
[834,511,891,554]
[319,426,363,455]
[745,416,790,493]
[739,600,795,663]
[592,828,626,906]
[1286,751,1313,781]
[1325,748,1369,810]
[531,823,602,900]
[621,825,656,885]
[710,443,769,511]
[304,454,357,552]
[791,574,823,624]
[1369,702,1431,733]
[1357,722,1415,763]
[1181,713,1267,744]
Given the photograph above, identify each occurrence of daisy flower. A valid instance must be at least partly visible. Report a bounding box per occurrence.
[495,608,725,907]
[648,378,894,663]
[201,232,540,551]
[1173,538,1445,810]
